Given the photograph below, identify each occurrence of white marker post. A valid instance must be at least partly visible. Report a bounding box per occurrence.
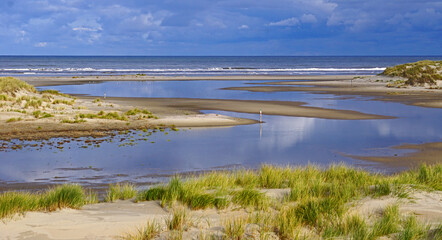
[259,109,262,123]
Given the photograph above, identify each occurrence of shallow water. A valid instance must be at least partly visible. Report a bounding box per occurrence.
[1,80,441,186]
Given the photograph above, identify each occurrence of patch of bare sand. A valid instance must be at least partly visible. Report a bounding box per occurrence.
[107,97,392,120]
[352,190,442,224]
[224,75,442,108]
[343,142,442,168]
[0,201,168,240]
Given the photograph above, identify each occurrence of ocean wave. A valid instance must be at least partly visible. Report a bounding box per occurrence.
[0,67,386,73]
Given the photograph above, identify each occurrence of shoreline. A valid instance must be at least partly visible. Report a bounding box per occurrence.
[21,74,442,109]
[20,74,359,87]
[1,75,402,140]
[343,142,442,168]
[223,75,442,108]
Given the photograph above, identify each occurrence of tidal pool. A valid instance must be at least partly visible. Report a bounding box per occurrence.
[1,80,440,187]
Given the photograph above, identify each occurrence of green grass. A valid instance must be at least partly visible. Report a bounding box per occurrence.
[6,117,22,123]
[223,217,247,240]
[105,183,137,202]
[125,108,157,119]
[166,207,188,231]
[276,206,301,239]
[136,186,167,202]
[0,77,36,96]
[77,112,128,121]
[323,215,369,239]
[61,119,87,123]
[382,60,442,86]
[122,220,161,240]
[39,89,71,98]
[0,184,87,218]
[32,110,54,119]
[52,99,75,105]
[370,204,401,238]
[397,216,430,240]
[231,188,268,209]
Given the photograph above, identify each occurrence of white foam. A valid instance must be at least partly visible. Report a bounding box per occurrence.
[0,67,386,73]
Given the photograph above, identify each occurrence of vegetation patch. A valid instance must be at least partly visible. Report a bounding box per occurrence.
[0,184,95,218]
[125,108,158,119]
[382,60,442,86]
[1,164,441,239]
[0,77,36,96]
[77,112,128,121]
[39,89,71,98]
[105,183,137,202]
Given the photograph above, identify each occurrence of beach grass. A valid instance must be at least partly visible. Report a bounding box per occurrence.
[105,183,137,202]
[231,188,268,209]
[370,204,401,238]
[397,215,430,240]
[0,184,86,218]
[1,164,441,239]
[0,77,36,96]
[223,217,247,240]
[122,220,161,240]
[166,207,188,231]
[382,60,442,86]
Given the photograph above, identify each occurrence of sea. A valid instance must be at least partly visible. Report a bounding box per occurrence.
[0,56,441,76]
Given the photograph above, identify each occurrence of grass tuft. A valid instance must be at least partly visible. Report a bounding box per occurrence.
[166,207,188,231]
[122,220,161,240]
[370,204,401,238]
[0,184,86,219]
[231,188,268,209]
[105,183,137,202]
[223,217,247,240]
[397,215,430,240]
[136,186,167,202]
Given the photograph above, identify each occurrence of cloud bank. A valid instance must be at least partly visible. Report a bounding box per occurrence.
[0,0,440,55]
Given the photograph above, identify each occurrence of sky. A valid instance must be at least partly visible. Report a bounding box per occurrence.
[0,0,441,56]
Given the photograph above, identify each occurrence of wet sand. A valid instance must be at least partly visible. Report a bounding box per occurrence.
[105,96,393,120]
[223,75,442,108]
[344,142,442,168]
[2,75,400,140]
[20,75,358,87]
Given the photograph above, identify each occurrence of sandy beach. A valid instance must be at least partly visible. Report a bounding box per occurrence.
[1,187,440,239]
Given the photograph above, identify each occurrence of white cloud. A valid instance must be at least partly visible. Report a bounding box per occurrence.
[72,27,99,32]
[269,17,299,26]
[238,24,249,29]
[301,14,317,23]
[69,17,102,32]
[34,42,47,47]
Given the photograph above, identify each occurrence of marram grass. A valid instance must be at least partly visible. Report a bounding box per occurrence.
[0,184,88,218]
[0,77,36,96]
[105,183,137,202]
[1,164,441,239]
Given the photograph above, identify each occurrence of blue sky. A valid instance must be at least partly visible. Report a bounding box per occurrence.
[0,0,441,56]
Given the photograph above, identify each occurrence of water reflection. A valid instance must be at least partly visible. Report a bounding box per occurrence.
[0,80,440,185]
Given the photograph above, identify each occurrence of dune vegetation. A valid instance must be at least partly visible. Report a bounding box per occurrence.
[0,76,157,127]
[382,60,442,86]
[2,164,440,239]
